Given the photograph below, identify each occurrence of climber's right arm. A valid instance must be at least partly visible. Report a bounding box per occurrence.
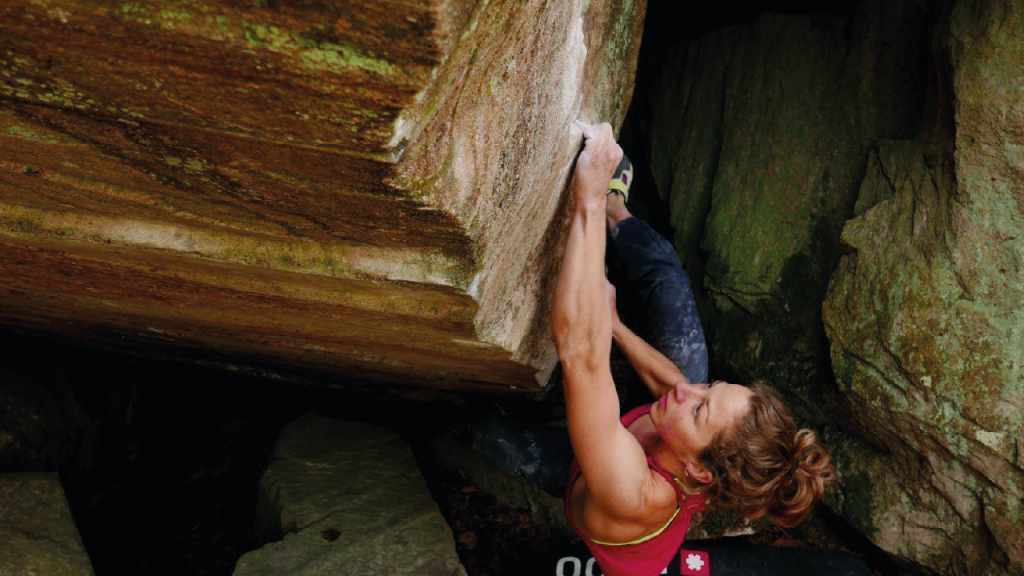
[552,122,648,516]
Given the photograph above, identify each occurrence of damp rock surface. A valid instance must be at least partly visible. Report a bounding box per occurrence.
[233,412,465,576]
[0,473,95,576]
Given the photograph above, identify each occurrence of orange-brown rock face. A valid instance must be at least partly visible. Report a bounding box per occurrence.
[0,0,645,394]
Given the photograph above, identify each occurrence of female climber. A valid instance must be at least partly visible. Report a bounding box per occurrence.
[459,122,835,576]
[551,121,835,575]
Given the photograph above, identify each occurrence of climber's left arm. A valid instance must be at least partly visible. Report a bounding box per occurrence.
[612,316,689,398]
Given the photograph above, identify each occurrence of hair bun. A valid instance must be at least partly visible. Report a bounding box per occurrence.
[771,429,836,528]
[700,382,836,530]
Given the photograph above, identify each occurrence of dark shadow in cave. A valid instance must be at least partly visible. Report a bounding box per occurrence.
[0,327,466,575]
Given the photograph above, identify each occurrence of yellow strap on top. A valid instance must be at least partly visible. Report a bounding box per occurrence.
[674,477,714,507]
[607,179,630,194]
[589,504,681,547]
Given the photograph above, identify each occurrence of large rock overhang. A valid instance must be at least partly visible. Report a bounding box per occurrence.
[0,0,645,395]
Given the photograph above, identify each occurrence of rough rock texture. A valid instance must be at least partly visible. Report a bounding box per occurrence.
[821,0,1024,573]
[0,473,96,576]
[643,0,1022,574]
[234,412,465,576]
[0,0,645,394]
[643,1,931,408]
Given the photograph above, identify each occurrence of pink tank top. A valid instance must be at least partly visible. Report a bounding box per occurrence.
[563,405,707,576]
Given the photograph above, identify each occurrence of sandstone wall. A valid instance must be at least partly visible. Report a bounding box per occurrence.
[0,0,645,393]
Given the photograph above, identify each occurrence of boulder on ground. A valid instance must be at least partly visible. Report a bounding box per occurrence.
[233,412,465,576]
[0,472,95,576]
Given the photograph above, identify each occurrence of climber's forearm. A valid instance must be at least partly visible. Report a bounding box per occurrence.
[552,122,619,367]
[552,199,610,366]
[612,318,688,398]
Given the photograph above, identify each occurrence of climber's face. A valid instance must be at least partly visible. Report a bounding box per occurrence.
[649,381,752,469]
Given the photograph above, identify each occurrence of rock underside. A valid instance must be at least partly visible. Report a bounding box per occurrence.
[642,0,1023,573]
[0,473,96,576]
[0,0,645,395]
[234,412,465,576]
